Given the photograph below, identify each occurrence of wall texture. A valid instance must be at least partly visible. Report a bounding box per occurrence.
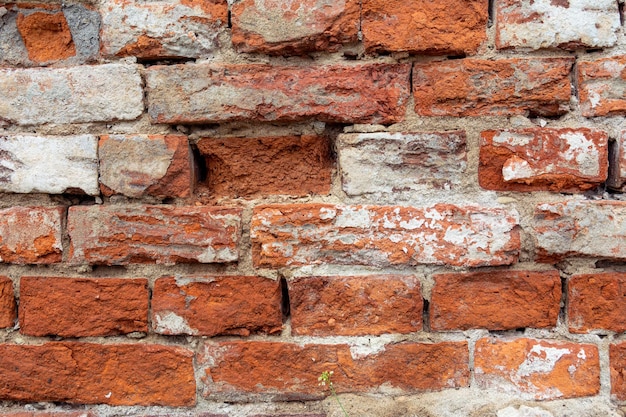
[1,0,626,416]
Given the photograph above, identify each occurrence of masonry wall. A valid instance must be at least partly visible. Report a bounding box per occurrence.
[1,0,626,416]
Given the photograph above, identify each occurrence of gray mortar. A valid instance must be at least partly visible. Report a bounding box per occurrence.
[63,4,101,62]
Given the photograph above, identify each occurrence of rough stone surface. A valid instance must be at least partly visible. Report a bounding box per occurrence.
[152,276,282,336]
[361,0,487,55]
[479,128,608,192]
[0,64,143,125]
[99,134,192,198]
[475,338,600,400]
[610,342,626,401]
[413,58,573,116]
[0,276,15,328]
[568,273,626,333]
[289,275,422,336]
[197,135,331,198]
[251,204,520,268]
[337,131,467,195]
[496,0,620,50]
[534,201,626,262]
[0,343,195,406]
[608,130,626,190]
[145,63,411,124]
[19,277,148,337]
[68,205,242,265]
[0,206,63,264]
[578,55,626,117]
[231,0,359,55]
[0,135,98,195]
[430,271,561,331]
[201,341,468,400]
[100,0,227,59]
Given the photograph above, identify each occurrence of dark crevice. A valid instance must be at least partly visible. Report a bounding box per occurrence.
[409,62,414,93]
[227,9,232,28]
[190,144,208,183]
[280,277,291,322]
[447,54,466,60]
[488,0,495,28]
[139,57,196,66]
[559,275,568,327]
[619,0,625,26]
[422,298,430,331]
[570,60,578,99]
[607,137,622,190]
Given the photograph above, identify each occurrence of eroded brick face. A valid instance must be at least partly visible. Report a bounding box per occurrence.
[0,276,15,328]
[578,55,626,117]
[610,342,626,400]
[16,11,75,62]
[0,207,63,264]
[568,273,626,333]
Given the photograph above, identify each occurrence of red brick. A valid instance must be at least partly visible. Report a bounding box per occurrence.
[0,276,15,328]
[289,275,422,336]
[19,276,148,337]
[197,135,331,198]
[201,341,468,399]
[68,205,241,265]
[475,338,600,400]
[0,206,63,264]
[231,0,359,55]
[145,63,411,124]
[16,11,76,62]
[0,342,195,405]
[251,204,520,268]
[534,201,626,262]
[430,271,561,331]
[99,134,193,198]
[413,58,573,116]
[152,276,282,336]
[362,0,487,55]
[479,128,608,192]
[578,56,626,117]
[610,342,626,400]
[568,273,626,333]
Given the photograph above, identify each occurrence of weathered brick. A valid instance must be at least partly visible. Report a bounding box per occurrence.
[152,276,282,336]
[0,413,92,417]
[361,0,487,55]
[289,275,421,336]
[496,0,620,50]
[0,276,15,328]
[337,131,467,195]
[534,201,626,262]
[578,56,626,117]
[145,63,411,124]
[19,276,148,337]
[231,0,359,55]
[68,205,241,265]
[479,128,608,192]
[430,271,561,331]
[197,135,331,198]
[0,342,195,406]
[413,58,573,117]
[251,204,520,268]
[201,341,468,399]
[0,206,63,264]
[568,273,626,334]
[608,130,626,191]
[610,342,626,400]
[0,64,143,125]
[0,135,98,195]
[100,0,227,59]
[475,338,600,400]
[99,134,192,198]
[17,10,75,62]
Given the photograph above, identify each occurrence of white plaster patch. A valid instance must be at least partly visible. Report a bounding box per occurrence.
[154,311,198,335]
[335,207,372,228]
[517,344,571,377]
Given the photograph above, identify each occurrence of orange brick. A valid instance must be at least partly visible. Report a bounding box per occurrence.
[610,342,626,400]
[362,0,487,55]
[0,342,195,405]
[0,276,15,328]
[430,271,561,331]
[16,11,76,62]
[475,338,600,400]
[19,277,148,337]
[568,273,626,333]
[0,207,63,264]
[152,276,282,336]
[289,275,422,336]
[201,341,468,400]
[578,55,626,117]
[413,58,573,116]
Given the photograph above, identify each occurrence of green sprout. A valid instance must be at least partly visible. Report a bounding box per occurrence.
[318,370,349,417]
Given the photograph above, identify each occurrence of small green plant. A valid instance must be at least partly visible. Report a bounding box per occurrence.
[318,370,349,417]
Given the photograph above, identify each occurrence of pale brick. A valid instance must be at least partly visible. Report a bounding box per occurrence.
[0,207,63,264]
[337,131,467,195]
[0,135,98,195]
[608,130,626,191]
[578,56,626,117]
[145,63,410,124]
[534,201,626,262]
[100,0,227,59]
[0,64,143,125]
[251,204,520,268]
[99,134,192,198]
[496,0,620,50]
[479,128,608,192]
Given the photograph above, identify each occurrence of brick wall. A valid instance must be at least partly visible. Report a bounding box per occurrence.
[0,0,625,416]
